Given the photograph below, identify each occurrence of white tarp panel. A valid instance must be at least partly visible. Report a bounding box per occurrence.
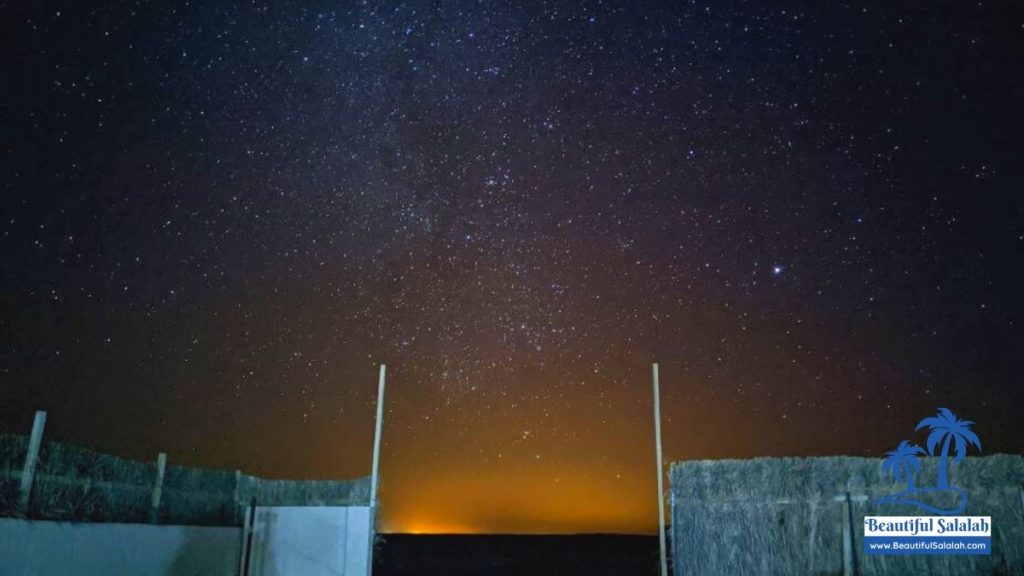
[245,506,372,576]
[0,517,241,576]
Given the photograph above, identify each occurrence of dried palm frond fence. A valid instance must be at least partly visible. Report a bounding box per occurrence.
[0,412,370,527]
[669,455,1024,575]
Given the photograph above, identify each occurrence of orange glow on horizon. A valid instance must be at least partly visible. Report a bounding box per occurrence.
[373,384,757,535]
[396,521,488,535]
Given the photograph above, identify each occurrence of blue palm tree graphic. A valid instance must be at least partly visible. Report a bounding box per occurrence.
[881,441,926,492]
[916,407,981,490]
[874,408,981,515]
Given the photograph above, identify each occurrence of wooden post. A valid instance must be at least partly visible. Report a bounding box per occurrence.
[842,491,855,576]
[241,497,257,576]
[234,470,242,523]
[367,364,387,576]
[150,452,167,523]
[669,488,677,574]
[808,500,818,572]
[18,410,47,513]
[653,363,669,576]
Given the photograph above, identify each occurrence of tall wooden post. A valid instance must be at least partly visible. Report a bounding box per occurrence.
[370,364,386,508]
[653,363,669,576]
[367,364,387,576]
[19,410,47,513]
[149,453,167,523]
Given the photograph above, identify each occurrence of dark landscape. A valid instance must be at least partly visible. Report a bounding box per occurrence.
[374,534,662,576]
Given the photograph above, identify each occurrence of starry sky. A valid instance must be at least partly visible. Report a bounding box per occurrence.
[2,1,1023,534]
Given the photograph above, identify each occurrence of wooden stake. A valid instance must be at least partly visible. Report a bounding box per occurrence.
[1019,484,1023,518]
[150,452,167,523]
[234,470,242,523]
[241,497,257,576]
[842,491,855,576]
[1015,479,1024,516]
[653,363,669,576]
[19,410,47,513]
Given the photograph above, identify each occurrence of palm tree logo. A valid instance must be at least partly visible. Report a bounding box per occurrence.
[874,408,981,515]
[881,441,926,493]
[916,407,981,490]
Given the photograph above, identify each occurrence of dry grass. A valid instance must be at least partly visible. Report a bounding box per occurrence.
[670,455,1024,575]
[0,433,371,526]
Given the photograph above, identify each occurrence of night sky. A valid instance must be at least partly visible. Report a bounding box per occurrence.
[2,1,1023,534]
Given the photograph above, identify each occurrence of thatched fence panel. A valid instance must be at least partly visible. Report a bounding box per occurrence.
[670,455,1024,575]
[0,433,370,526]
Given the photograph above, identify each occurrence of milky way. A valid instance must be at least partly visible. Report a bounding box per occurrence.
[2,1,1022,533]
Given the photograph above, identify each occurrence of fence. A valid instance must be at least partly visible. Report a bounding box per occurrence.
[669,455,1024,575]
[0,411,371,527]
